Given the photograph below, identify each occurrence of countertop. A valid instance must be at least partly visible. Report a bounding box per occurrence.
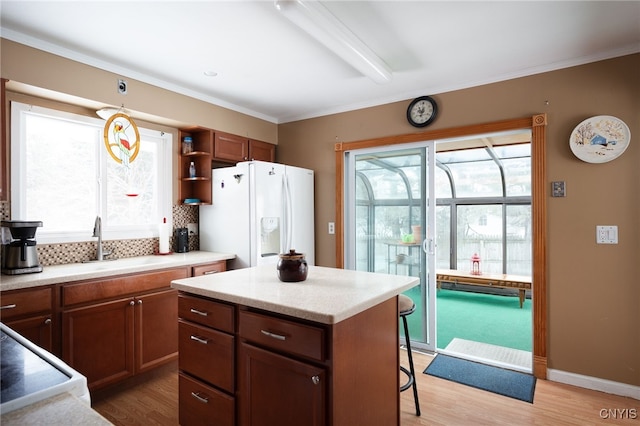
[171,264,419,324]
[0,251,235,291]
[1,393,112,425]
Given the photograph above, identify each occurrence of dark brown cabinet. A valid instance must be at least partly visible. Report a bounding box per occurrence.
[214,131,249,163]
[177,292,400,425]
[248,139,276,163]
[239,343,325,426]
[179,372,235,426]
[213,132,275,163]
[179,128,275,205]
[178,293,236,425]
[62,296,135,389]
[61,267,188,390]
[135,288,179,373]
[0,286,54,352]
[1,78,7,201]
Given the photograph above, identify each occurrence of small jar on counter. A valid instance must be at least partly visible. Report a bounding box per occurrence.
[182,136,193,154]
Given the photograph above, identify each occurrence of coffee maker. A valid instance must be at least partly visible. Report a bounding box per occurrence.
[1,220,44,275]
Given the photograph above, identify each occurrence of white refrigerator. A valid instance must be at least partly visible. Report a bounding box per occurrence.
[199,161,315,269]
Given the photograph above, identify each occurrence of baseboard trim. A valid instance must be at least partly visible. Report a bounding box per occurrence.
[547,368,640,400]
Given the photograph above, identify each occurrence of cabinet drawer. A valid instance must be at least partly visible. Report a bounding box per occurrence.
[178,294,234,333]
[0,287,52,320]
[192,261,226,277]
[179,320,234,392]
[179,373,234,426]
[239,310,326,362]
[63,268,188,307]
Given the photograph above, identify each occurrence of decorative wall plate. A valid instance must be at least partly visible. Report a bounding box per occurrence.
[569,115,630,163]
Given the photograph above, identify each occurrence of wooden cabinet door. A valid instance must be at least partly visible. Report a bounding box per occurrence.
[214,132,248,162]
[239,343,325,426]
[135,289,178,373]
[62,297,135,390]
[248,139,275,162]
[4,315,53,352]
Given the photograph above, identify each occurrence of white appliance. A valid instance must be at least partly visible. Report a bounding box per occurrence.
[0,323,90,415]
[200,161,314,269]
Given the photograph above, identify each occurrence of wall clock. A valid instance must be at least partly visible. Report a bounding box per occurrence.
[407,96,438,128]
[569,115,630,163]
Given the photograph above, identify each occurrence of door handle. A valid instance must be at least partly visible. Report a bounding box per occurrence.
[422,238,435,255]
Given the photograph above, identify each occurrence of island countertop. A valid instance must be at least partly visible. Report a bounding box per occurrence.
[170,264,419,324]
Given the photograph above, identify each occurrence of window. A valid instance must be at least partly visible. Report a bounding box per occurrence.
[11,102,172,243]
[435,141,532,275]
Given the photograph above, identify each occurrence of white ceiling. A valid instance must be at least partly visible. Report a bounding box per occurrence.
[1,1,639,124]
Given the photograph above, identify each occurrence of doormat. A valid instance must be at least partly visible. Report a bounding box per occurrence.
[424,354,536,403]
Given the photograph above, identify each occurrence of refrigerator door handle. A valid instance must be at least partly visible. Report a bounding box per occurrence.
[283,174,294,251]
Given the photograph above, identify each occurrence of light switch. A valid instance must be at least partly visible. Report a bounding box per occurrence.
[596,225,618,244]
[551,181,566,197]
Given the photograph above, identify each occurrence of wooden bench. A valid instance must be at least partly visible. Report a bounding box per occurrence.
[436,269,531,308]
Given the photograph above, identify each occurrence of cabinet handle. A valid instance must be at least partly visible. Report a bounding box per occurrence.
[190,308,208,316]
[138,299,143,304]
[260,329,286,341]
[129,300,135,306]
[191,392,209,403]
[311,375,320,385]
[44,318,52,325]
[190,335,209,345]
[203,270,218,275]
[0,304,17,310]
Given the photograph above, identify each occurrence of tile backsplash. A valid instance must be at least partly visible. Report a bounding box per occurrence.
[0,201,200,266]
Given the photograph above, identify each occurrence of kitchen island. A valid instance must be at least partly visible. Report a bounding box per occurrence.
[171,265,419,426]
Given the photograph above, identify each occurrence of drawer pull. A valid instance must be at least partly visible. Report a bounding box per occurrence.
[190,392,209,403]
[190,335,209,345]
[312,375,320,385]
[0,304,17,310]
[261,329,286,341]
[190,308,208,316]
[44,318,52,325]
[203,270,218,275]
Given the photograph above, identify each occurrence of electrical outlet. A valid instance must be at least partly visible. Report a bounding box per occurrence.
[596,225,618,244]
[328,222,335,235]
[187,223,198,236]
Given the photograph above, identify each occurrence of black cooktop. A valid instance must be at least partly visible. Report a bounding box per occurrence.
[1,329,71,404]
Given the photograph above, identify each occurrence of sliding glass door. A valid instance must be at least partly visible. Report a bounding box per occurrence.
[344,143,436,352]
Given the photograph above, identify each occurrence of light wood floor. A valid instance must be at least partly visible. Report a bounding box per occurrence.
[92,352,638,425]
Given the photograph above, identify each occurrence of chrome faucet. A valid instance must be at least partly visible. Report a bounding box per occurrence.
[92,216,112,261]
